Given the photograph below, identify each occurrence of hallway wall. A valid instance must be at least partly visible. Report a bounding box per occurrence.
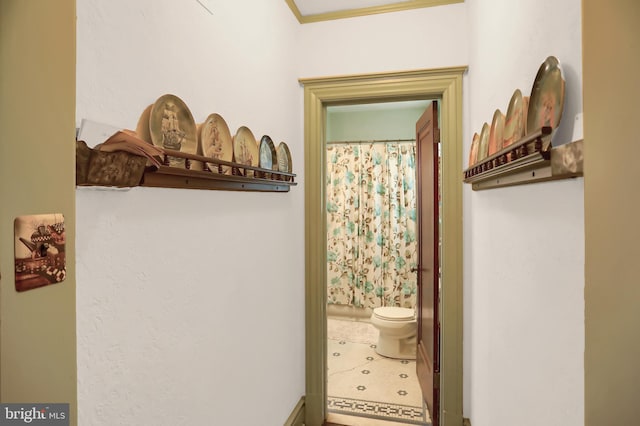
[583,1,640,424]
[75,1,304,424]
[0,2,77,423]
[76,2,468,424]
[465,1,584,425]
[297,4,468,77]
[297,3,583,425]
[74,1,586,424]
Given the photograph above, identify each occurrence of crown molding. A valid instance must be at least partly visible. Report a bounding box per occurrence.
[286,0,464,24]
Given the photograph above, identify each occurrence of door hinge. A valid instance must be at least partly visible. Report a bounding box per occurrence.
[434,128,441,144]
[434,371,440,389]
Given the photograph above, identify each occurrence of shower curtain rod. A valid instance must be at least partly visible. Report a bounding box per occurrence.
[326,138,416,145]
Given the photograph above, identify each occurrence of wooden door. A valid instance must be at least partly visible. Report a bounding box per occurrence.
[415,100,440,426]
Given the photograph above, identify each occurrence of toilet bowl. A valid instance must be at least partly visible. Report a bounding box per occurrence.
[370,307,417,360]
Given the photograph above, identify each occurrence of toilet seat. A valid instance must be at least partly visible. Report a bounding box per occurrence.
[373,307,415,322]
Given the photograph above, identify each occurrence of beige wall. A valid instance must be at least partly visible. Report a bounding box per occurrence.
[584,0,640,424]
[0,1,77,424]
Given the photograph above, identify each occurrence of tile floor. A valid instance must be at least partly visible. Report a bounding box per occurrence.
[327,318,431,426]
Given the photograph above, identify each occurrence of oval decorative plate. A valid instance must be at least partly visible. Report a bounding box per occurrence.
[199,113,233,174]
[504,89,526,148]
[527,56,566,135]
[477,123,490,162]
[468,132,479,167]
[149,94,198,169]
[488,109,505,156]
[233,126,259,176]
[259,135,277,176]
[277,142,292,180]
[135,104,153,144]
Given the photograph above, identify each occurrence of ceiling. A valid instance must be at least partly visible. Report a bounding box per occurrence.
[286,0,462,24]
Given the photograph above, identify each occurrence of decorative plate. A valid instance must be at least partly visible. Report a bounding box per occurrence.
[259,135,277,172]
[527,56,566,135]
[199,113,233,174]
[477,123,490,162]
[504,89,526,147]
[468,132,479,167]
[488,109,505,156]
[277,142,292,179]
[135,104,153,144]
[233,126,259,176]
[149,94,198,169]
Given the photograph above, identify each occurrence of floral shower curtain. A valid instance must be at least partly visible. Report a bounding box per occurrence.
[326,141,418,309]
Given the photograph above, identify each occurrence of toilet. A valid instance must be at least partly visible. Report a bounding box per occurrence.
[370,307,417,360]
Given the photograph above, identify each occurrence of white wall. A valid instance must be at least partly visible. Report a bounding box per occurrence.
[75,1,585,424]
[465,1,584,426]
[297,4,469,77]
[75,1,305,425]
[302,1,584,424]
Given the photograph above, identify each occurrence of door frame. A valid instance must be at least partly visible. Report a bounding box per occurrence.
[300,66,466,426]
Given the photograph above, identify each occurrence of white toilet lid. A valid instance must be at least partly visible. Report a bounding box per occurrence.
[374,307,415,321]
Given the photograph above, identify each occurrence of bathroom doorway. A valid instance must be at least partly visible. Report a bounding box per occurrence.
[300,67,465,426]
[324,100,431,425]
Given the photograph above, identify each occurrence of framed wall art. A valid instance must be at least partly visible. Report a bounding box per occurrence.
[14,213,66,292]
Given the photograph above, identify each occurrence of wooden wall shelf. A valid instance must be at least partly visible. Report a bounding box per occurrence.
[76,142,297,193]
[141,165,296,192]
[463,127,583,190]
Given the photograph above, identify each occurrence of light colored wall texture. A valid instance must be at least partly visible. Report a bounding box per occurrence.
[76,3,468,424]
[75,1,588,424]
[75,1,304,425]
[465,1,584,425]
[0,1,77,424]
[297,3,469,78]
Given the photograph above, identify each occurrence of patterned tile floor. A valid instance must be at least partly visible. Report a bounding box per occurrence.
[327,318,431,426]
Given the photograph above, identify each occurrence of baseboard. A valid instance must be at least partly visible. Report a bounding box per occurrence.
[284,396,305,426]
[326,304,373,321]
[463,417,471,426]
